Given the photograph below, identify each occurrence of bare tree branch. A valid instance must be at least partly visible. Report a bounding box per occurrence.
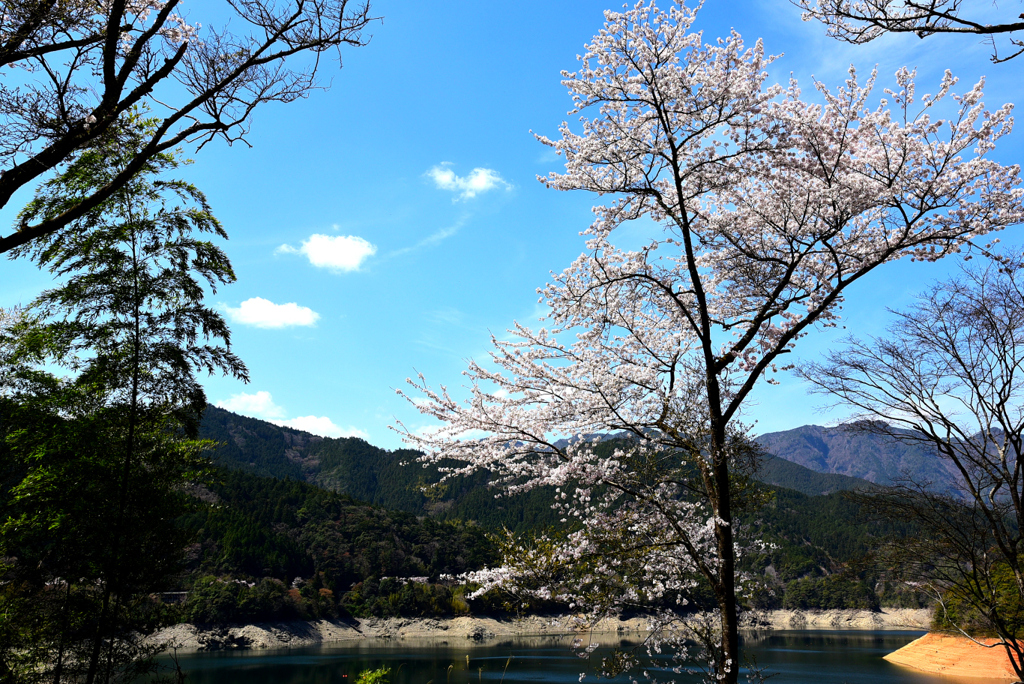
[803,252,1024,679]
[0,0,377,254]
[796,0,1024,62]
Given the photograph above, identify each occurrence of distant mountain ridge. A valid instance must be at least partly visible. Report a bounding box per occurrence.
[193,408,934,613]
[541,423,958,493]
[201,406,963,500]
[754,423,960,494]
[198,408,895,524]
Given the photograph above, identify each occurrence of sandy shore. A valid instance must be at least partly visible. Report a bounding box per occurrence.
[147,608,933,652]
[884,632,1021,681]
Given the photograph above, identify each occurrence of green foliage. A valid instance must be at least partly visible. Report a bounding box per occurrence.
[182,577,298,624]
[198,411,940,616]
[189,468,496,581]
[931,563,1024,637]
[356,667,390,684]
[199,407,308,480]
[781,575,880,611]
[755,454,875,497]
[738,486,928,611]
[343,579,454,618]
[175,467,499,621]
[0,112,244,684]
[753,487,918,563]
[11,114,246,430]
[0,384,214,682]
[199,407,565,533]
[163,460,935,621]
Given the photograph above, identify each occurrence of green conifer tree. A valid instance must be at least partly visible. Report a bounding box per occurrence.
[0,113,247,684]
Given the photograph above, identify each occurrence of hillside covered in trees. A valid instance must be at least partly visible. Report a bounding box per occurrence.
[174,468,499,622]
[176,408,929,622]
[200,406,880,519]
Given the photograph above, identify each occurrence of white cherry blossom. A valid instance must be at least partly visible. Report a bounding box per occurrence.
[394,2,1023,682]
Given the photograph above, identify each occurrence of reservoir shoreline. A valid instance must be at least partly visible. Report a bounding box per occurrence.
[148,608,932,652]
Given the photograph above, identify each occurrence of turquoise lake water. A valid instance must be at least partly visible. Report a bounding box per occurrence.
[160,631,976,684]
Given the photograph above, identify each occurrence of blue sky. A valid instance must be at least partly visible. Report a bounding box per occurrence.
[3,0,1022,448]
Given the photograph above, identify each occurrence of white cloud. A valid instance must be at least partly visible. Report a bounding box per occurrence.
[272,416,368,440]
[215,391,367,439]
[224,297,320,328]
[427,163,511,200]
[278,234,377,272]
[216,390,286,419]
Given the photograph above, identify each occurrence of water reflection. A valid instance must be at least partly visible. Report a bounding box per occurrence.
[162,630,979,684]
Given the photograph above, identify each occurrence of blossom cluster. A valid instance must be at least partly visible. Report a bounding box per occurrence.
[393,1,1022,681]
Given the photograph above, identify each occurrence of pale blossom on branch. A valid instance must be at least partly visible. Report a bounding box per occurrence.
[394,1,1022,682]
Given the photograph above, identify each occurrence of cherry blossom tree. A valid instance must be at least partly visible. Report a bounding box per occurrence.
[797,0,1024,63]
[0,0,374,254]
[394,1,1024,681]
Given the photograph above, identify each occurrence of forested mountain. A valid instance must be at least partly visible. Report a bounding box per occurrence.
[755,424,960,493]
[186,407,931,619]
[176,468,498,622]
[756,453,875,496]
[200,407,570,532]
[183,469,494,582]
[199,406,877,521]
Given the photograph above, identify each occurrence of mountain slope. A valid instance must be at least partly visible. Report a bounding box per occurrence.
[198,407,877,519]
[755,423,960,494]
[757,453,875,495]
[193,408,930,612]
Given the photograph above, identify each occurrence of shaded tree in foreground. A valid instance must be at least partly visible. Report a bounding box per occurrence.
[395,2,1024,682]
[0,116,246,684]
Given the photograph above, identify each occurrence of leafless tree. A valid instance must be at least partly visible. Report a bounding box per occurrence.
[863,485,1024,678]
[0,0,375,254]
[802,252,1024,677]
[797,0,1024,62]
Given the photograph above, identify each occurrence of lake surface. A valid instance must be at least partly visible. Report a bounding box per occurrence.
[164,631,977,684]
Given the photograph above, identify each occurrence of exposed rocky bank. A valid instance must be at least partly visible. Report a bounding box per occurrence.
[148,608,933,652]
[741,607,931,631]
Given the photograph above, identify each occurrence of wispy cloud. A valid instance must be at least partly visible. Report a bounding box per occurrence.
[757,0,989,92]
[426,307,467,326]
[277,234,377,272]
[427,163,511,200]
[215,390,367,439]
[216,390,286,419]
[223,297,320,328]
[390,217,467,257]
